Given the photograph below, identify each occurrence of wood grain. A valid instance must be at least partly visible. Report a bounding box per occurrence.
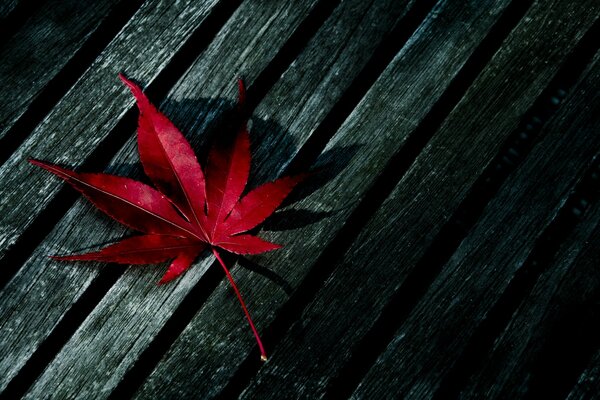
[134,0,539,398]
[0,0,127,141]
[0,0,224,264]
[352,28,600,400]
[0,0,23,19]
[19,0,420,397]
[458,160,600,398]
[0,0,598,398]
[239,1,600,399]
[6,0,351,397]
[568,349,600,400]
[0,0,226,392]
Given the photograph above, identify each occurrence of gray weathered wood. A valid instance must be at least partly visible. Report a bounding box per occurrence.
[239,2,600,399]
[0,0,227,392]
[2,0,598,397]
[132,0,552,397]
[19,0,418,397]
[0,0,224,263]
[352,36,600,400]
[460,185,600,398]
[0,0,126,141]
[568,349,600,400]
[4,0,323,394]
[0,0,20,19]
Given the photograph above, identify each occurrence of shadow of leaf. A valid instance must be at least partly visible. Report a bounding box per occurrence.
[238,256,293,295]
[59,87,358,294]
[283,144,361,207]
[262,209,336,231]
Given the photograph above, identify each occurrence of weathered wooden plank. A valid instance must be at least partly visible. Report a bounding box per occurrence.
[0,0,22,19]
[4,0,337,397]
[17,0,418,398]
[238,3,600,400]
[460,180,600,398]
[3,0,323,392]
[351,38,600,400]
[0,0,227,263]
[0,0,132,142]
[0,0,229,392]
[568,349,600,400]
[132,0,544,397]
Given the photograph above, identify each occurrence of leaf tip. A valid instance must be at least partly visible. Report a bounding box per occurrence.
[119,73,150,111]
[158,271,175,285]
[28,158,43,167]
[28,159,62,176]
[118,72,131,85]
[119,73,140,96]
[119,73,141,94]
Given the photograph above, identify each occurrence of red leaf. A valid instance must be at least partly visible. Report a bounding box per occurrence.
[120,75,207,236]
[216,234,282,255]
[52,234,203,265]
[159,249,203,284]
[223,174,306,236]
[236,77,247,111]
[205,124,251,236]
[29,159,199,238]
[30,74,306,361]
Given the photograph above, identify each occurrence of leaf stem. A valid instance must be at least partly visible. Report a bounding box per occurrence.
[212,247,267,361]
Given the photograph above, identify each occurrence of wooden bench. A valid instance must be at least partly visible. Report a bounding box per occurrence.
[1,0,599,398]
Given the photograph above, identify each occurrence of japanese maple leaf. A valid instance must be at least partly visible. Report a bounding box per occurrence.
[29,74,304,361]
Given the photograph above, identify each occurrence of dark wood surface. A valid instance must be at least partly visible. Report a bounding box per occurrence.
[0,0,599,399]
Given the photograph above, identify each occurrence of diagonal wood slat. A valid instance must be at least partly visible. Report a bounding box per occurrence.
[0,1,19,19]
[19,0,418,397]
[1,0,344,397]
[134,0,542,397]
[0,0,135,142]
[240,1,600,399]
[0,0,599,397]
[352,34,600,400]
[0,0,231,392]
[458,157,600,398]
[0,0,227,264]
[568,348,600,400]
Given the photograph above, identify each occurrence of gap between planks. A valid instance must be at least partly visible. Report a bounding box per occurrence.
[16,0,414,396]
[350,19,600,399]
[0,0,146,165]
[136,0,560,397]
[117,0,439,397]
[229,1,600,397]
[455,157,600,399]
[433,20,600,396]
[0,0,242,395]
[0,0,246,283]
[0,2,346,396]
[217,0,532,396]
